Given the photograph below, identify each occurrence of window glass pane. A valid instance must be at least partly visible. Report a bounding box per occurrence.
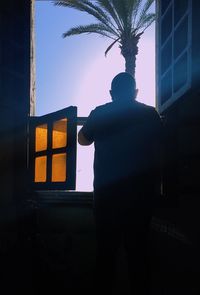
[174,16,188,59]
[35,156,47,182]
[161,0,171,15]
[174,0,188,26]
[161,69,172,104]
[161,5,172,44]
[52,118,67,149]
[35,124,47,152]
[173,52,188,93]
[52,153,66,182]
[161,37,172,74]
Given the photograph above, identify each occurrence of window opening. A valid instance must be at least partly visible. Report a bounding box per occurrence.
[34,0,156,191]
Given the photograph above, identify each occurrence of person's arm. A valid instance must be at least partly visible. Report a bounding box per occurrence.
[78,128,93,146]
[78,110,95,146]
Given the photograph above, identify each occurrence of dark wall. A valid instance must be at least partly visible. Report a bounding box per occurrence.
[150,91,200,294]
[34,194,96,294]
[0,0,31,292]
[27,192,132,295]
[1,1,200,294]
[0,0,30,204]
[151,1,200,293]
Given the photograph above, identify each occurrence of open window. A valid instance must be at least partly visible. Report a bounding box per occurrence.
[157,0,192,113]
[29,106,77,190]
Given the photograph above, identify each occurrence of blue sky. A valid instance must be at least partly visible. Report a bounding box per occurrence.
[35,1,155,191]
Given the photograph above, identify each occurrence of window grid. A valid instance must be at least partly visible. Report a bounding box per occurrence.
[157,0,192,112]
[34,118,68,184]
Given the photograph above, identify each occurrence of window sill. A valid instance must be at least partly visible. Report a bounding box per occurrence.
[26,191,94,208]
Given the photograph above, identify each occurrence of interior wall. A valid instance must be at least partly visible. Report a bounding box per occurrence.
[0,1,31,292]
[0,0,31,204]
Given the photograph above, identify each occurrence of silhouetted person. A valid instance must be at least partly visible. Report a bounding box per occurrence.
[78,72,163,295]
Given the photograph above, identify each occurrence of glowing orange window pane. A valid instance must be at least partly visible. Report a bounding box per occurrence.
[35,124,48,152]
[52,153,66,182]
[52,118,67,149]
[35,156,47,182]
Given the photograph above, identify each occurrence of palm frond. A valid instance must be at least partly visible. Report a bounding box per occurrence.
[111,0,129,30]
[105,37,120,56]
[132,0,143,28]
[54,0,156,76]
[139,0,155,17]
[135,12,155,33]
[83,0,117,30]
[82,0,120,36]
[124,0,139,28]
[54,0,120,37]
[135,0,155,29]
[62,23,116,39]
[54,0,84,10]
[95,0,124,32]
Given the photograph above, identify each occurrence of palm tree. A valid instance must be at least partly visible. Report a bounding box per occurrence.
[54,0,155,77]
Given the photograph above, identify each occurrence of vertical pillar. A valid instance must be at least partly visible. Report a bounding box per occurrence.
[30,0,36,116]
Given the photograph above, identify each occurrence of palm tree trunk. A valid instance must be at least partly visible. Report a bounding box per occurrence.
[124,54,136,77]
[120,33,142,78]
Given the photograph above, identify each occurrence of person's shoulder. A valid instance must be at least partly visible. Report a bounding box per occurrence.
[86,103,113,123]
[92,102,113,114]
[135,101,154,111]
[134,101,157,114]
[96,102,113,110]
[135,101,162,121]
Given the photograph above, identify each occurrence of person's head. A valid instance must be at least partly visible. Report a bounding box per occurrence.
[110,72,138,102]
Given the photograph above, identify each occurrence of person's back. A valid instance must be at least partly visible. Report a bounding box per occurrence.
[78,72,163,295]
[88,99,162,195]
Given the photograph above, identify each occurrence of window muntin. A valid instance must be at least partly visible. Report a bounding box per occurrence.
[174,16,188,59]
[174,0,188,25]
[173,52,188,93]
[161,37,172,74]
[34,118,68,184]
[161,0,171,15]
[158,0,191,112]
[161,5,172,44]
[161,69,172,104]
[31,106,77,190]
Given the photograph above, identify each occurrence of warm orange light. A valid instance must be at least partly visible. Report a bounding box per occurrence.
[52,118,67,149]
[52,153,66,182]
[35,124,48,152]
[35,156,47,182]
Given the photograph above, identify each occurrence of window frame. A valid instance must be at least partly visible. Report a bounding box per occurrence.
[156,0,192,113]
[29,106,77,191]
